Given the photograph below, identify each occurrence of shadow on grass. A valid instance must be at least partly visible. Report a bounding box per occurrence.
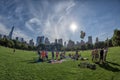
[98,62,120,72]
[22,59,52,64]
[106,61,120,66]
[21,59,43,64]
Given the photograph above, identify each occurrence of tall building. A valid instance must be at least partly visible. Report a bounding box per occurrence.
[29,39,34,46]
[55,39,57,44]
[88,36,93,44]
[36,36,44,46]
[20,38,24,42]
[64,41,66,47]
[45,37,50,45]
[9,26,14,39]
[80,40,85,45]
[16,37,19,41]
[96,37,99,43]
[76,41,80,46]
[58,38,63,45]
[67,40,75,48]
[0,34,2,38]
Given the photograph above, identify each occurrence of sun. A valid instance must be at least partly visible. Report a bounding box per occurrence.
[70,22,77,32]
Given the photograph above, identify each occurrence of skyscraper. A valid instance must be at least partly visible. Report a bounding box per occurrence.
[9,26,14,39]
[29,39,34,46]
[0,34,2,38]
[45,37,50,45]
[16,37,19,41]
[36,36,44,46]
[96,37,99,43]
[88,36,93,44]
[55,39,57,44]
[67,40,75,48]
[64,41,66,47]
[58,38,63,45]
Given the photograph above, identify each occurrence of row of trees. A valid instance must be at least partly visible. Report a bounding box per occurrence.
[0,29,120,51]
[0,38,36,50]
[62,29,120,51]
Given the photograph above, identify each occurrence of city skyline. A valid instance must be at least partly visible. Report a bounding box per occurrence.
[0,0,120,44]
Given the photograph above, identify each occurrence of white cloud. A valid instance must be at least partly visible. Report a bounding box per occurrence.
[13,29,32,42]
[0,22,31,43]
[25,0,79,42]
[0,23,9,35]
[25,17,41,32]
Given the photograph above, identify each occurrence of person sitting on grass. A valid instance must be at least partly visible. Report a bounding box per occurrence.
[74,50,80,60]
[68,53,72,58]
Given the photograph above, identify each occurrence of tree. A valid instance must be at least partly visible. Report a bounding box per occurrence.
[86,43,93,50]
[94,41,105,48]
[112,29,120,46]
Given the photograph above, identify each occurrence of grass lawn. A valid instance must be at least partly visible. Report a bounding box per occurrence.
[0,46,120,80]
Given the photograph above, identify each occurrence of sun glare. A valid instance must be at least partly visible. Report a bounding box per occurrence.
[70,22,77,32]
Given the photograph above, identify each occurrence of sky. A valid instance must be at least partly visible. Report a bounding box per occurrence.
[0,0,120,44]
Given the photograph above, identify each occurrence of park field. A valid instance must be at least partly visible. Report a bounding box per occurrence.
[0,46,120,80]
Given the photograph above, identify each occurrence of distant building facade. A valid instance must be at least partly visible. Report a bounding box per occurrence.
[45,37,50,45]
[29,39,34,46]
[58,38,63,45]
[36,36,44,46]
[88,36,93,44]
[96,37,99,43]
[8,26,14,39]
[67,40,75,48]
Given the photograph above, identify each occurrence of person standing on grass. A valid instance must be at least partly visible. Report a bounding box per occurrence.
[91,49,95,61]
[45,49,48,60]
[37,49,41,60]
[52,50,54,60]
[99,48,104,64]
[56,51,59,60]
[95,48,99,62]
[41,50,46,61]
[104,47,108,62]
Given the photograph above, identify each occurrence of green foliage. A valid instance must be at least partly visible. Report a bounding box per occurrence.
[94,41,105,48]
[86,44,93,50]
[0,38,36,50]
[112,29,120,46]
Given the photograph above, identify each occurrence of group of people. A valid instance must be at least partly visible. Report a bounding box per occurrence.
[37,47,108,63]
[68,51,81,60]
[91,47,108,64]
[37,50,66,62]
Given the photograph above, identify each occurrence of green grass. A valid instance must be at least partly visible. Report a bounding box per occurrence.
[0,46,120,80]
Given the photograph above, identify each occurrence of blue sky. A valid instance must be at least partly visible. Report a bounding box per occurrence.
[0,0,120,44]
